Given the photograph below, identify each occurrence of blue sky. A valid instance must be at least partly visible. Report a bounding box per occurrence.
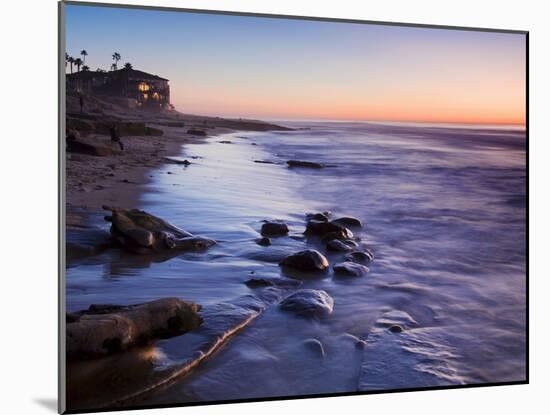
[65,3,526,124]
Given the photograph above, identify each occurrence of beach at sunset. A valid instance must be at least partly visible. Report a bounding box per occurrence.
[63,3,526,412]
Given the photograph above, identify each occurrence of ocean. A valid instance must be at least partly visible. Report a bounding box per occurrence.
[66,121,526,406]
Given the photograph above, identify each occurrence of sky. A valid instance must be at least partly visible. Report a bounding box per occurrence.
[65,4,526,125]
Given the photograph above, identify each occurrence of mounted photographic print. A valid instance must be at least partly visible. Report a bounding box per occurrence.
[59,1,528,413]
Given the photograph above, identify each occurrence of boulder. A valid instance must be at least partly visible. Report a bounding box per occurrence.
[332,216,363,227]
[67,298,202,357]
[305,220,353,239]
[306,212,329,222]
[255,237,272,246]
[344,250,374,264]
[326,239,354,252]
[103,206,215,254]
[287,160,324,169]
[279,249,329,272]
[333,261,369,277]
[261,221,289,237]
[279,289,334,318]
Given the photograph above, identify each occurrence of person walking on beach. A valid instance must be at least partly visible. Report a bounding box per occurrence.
[109,125,124,151]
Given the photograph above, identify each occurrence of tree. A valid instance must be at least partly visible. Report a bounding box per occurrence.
[68,56,74,73]
[81,65,90,72]
[112,52,121,70]
[80,49,88,64]
[74,58,83,72]
[110,63,117,71]
[96,68,106,73]
[65,52,69,68]
[124,62,133,69]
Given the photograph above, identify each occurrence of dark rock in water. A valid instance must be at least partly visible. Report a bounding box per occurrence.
[306,212,330,222]
[326,239,354,252]
[261,221,289,237]
[255,237,272,246]
[389,325,404,333]
[303,338,326,357]
[343,239,359,248]
[279,249,329,272]
[67,298,202,357]
[344,250,374,264]
[305,220,353,239]
[287,160,324,169]
[332,216,363,227]
[245,277,302,289]
[333,261,369,277]
[187,128,207,136]
[279,289,334,318]
[219,140,233,144]
[254,160,277,164]
[320,231,346,243]
[103,206,215,254]
[164,157,191,166]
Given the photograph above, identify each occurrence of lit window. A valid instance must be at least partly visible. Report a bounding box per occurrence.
[138,82,150,92]
[152,92,160,100]
[143,93,148,100]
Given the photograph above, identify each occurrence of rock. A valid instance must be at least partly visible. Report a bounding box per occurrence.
[332,216,363,227]
[245,277,302,289]
[326,239,354,252]
[164,157,191,166]
[254,160,277,164]
[389,325,404,333]
[303,338,326,357]
[342,239,359,249]
[261,221,289,237]
[333,261,369,277]
[66,136,123,157]
[279,289,334,318]
[320,230,354,243]
[67,298,202,357]
[344,250,374,264]
[305,220,353,239]
[103,206,215,254]
[279,249,329,272]
[187,128,207,137]
[306,212,329,222]
[219,140,233,144]
[255,237,272,246]
[287,160,324,169]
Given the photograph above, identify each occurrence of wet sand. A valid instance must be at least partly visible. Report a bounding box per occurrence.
[65,108,289,226]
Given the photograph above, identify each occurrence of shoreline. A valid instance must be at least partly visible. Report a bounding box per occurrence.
[65,110,289,228]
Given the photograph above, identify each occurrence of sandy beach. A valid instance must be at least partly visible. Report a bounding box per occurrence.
[65,93,290,226]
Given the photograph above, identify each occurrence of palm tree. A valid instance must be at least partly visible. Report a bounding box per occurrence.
[65,52,69,69]
[68,56,75,73]
[110,63,117,71]
[112,52,121,70]
[81,65,90,72]
[124,62,133,69]
[80,49,88,64]
[74,58,83,72]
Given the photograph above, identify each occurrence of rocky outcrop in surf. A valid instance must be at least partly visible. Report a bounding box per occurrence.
[67,298,202,357]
